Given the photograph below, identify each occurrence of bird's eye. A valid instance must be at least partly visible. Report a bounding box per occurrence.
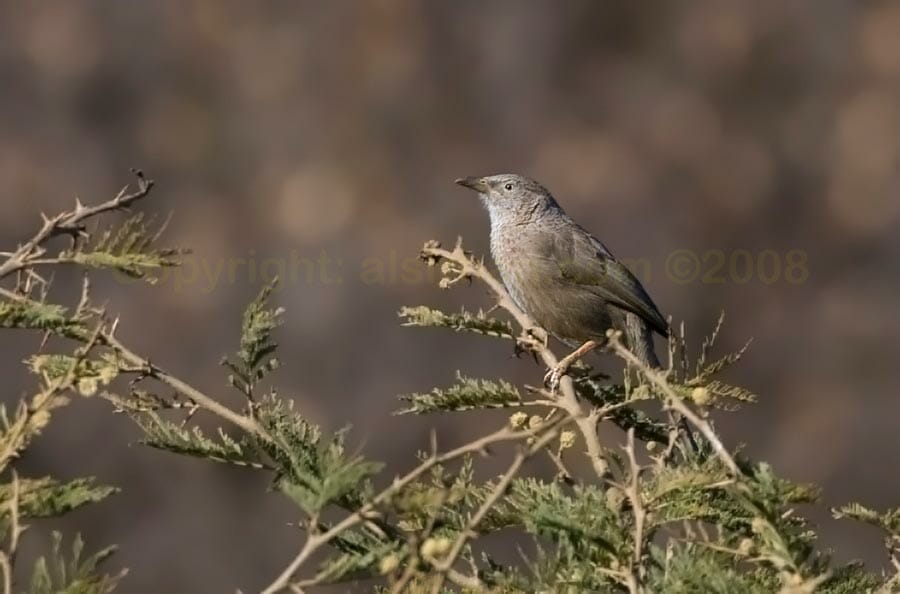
[504,183,514,191]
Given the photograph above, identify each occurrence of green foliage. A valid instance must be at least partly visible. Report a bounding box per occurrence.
[130,411,265,469]
[645,544,779,594]
[669,312,759,408]
[29,533,124,594]
[256,395,382,515]
[63,213,183,282]
[122,279,382,524]
[222,279,284,397]
[29,353,120,397]
[0,477,117,518]
[0,300,86,339]
[487,479,629,560]
[397,374,522,414]
[399,305,515,340]
[818,562,886,594]
[832,502,899,589]
[574,377,671,442]
[832,502,900,537]
[309,527,399,585]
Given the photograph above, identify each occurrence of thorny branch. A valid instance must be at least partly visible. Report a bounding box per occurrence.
[0,172,264,439]
[0,169,154,281]
[0,285,265,440]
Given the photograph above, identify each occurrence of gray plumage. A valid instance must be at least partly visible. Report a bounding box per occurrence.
[456,173,667,368]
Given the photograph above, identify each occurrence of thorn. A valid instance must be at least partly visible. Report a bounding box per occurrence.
[75,196,85,211]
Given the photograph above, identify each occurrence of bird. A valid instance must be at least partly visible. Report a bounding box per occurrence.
[455,173,668,387]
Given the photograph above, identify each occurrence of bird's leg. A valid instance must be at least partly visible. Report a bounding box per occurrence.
[544,339,600,390]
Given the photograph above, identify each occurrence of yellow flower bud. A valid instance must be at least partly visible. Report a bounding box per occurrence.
[691,386,711,406]
[30,409,52,431]
[379,554,400,575]
[77,377,99,397]
[605,486,625,511]
[420,537,452,559]
[509,412,528,429]
[559,430,576,450]
[750,517,767,534]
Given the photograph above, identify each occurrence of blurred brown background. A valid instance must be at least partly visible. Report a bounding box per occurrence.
[1,1,899,592]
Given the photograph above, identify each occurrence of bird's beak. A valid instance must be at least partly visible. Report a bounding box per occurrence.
[455,176,489,193]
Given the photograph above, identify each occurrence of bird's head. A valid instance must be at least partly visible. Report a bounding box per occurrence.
[455,173,558,222]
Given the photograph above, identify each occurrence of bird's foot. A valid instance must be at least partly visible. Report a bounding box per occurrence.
[544,340,602,392]
[543,364,566,391]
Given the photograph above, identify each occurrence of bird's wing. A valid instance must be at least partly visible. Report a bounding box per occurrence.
[535,225,669,337]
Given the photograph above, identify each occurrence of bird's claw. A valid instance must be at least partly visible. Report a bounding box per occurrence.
[543,364,564,391]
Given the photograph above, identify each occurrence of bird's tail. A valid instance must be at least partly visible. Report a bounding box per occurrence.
[624,312,662,370]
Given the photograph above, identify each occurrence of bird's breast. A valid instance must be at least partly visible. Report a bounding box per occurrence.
[490,223,532,307]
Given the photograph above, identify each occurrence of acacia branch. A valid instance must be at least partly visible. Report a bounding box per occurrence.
[101,332,266,438]
[0,172,260,436]
[0,170,154,281]
[0,285,265,440]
